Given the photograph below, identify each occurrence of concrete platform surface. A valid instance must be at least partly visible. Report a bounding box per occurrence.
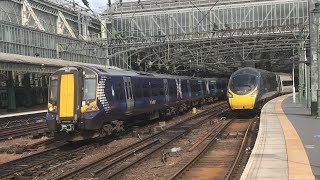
[241,95,319,180]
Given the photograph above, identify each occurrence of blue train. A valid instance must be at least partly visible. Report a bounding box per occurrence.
[46,66,227,140]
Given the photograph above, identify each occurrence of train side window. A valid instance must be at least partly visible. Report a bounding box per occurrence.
[143,84,150,97]
[139,84,143,97]
[173,84,177,95]
[152,84,159,96]
[198,83,201,92]
[159,84,164,96]
[181,82,186,93]
[135,84,142,98]
[115,83,123,100]
[169,85,174,95]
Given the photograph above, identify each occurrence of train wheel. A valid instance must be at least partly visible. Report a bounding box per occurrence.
[103,124,113,135]
[112,120,124,132]
[99,129,106,137]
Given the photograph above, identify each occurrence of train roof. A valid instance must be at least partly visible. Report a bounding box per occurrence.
[231,67,276,76]
[87,66,211,80]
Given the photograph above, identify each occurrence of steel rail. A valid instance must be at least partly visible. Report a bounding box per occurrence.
[225,119,255,180]
[169,119,233,180]
[106,107,229,179]
[54,102,228,179]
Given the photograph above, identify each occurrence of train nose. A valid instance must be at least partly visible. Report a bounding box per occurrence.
[228,92,255,110]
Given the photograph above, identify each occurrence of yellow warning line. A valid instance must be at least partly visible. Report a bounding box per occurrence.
[275,95,315,180]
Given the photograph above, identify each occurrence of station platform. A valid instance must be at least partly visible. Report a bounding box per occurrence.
[241,94,320,180]
[0,105,46,119]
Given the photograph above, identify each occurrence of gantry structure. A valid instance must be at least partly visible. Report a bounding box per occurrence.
[0,0,116,73]
[99,0,309,77]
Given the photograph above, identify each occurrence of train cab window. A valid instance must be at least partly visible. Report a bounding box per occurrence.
[83,78,96,102]
[230,74,257,95]
[282,81,293,86]
[49,80,58,103]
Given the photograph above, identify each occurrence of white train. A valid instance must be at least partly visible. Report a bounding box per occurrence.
[276,73,293,94]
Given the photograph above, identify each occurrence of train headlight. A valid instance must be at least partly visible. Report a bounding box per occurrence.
[251,90,258,98]
[227,92,233,98]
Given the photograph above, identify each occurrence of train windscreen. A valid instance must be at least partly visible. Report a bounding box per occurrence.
[82,71,96,103]
[49,76,58,104]
[230,74,257,95]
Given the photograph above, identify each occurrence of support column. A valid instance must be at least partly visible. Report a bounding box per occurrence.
[18,74,22,87]
[23,73,32,107]
[311,2,319,116]
[298,42,306,104]
[306,64,311,108]
[7,71,16,112]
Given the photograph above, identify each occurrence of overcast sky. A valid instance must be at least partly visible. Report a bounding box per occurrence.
[51,0,137,13]
[74,0,108,13]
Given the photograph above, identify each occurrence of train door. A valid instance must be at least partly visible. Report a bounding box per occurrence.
[205,80,210,95]
[163,79,169,103]
[59,74,75,118]
[176,78,182,99]
[123,77,134,112]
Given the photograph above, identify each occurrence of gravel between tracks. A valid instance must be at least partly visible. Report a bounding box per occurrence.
[38,105,211,179]
[116,116,225,180]
[41,109,207,179]
[2,102,221,179]
[0,137,49,164]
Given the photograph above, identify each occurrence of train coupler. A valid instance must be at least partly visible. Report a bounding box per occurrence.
[61,124,74,132]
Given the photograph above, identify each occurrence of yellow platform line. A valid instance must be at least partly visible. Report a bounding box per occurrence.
[275,95,315,180]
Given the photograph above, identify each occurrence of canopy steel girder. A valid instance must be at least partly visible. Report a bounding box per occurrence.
[132,40,306,74]
[59,24,307,54]
[22,0,45,31]
[104,24,307,48]
[137,35,306,61]
[11,0,100,30]
[111,0,287,14]
[57,11,76,38]
[127,31,307,63]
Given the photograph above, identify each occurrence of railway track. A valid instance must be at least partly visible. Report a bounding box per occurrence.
[0,140,98,179]
[53,102,229,180]
[0,112,46,129]
[169,116,257,180]
[0,101,228,179]
[0,122,48,141]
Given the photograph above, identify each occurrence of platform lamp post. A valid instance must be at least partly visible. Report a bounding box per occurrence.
[312,2,320,117]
